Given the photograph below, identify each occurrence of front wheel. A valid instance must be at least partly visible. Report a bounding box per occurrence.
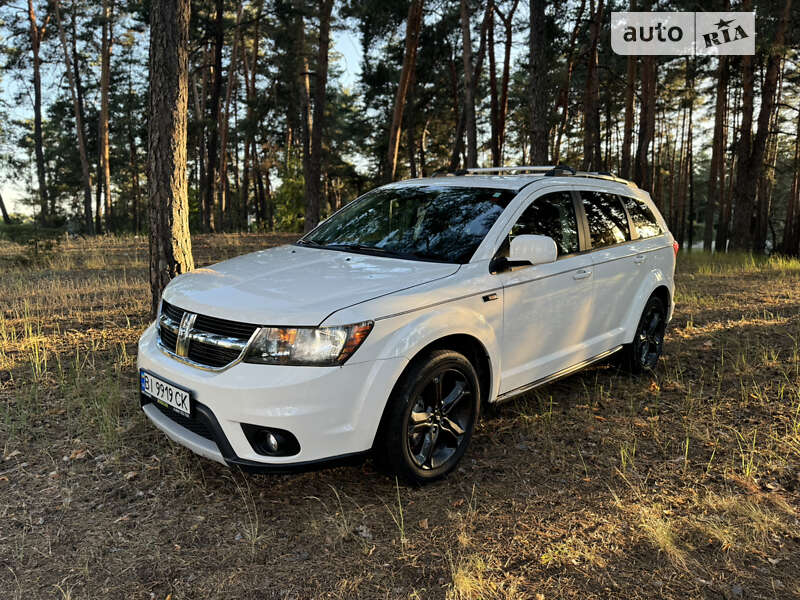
[374,349,481,485]
[623,295,667,373]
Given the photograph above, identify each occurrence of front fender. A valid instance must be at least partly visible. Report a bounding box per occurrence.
[371,300,503,403]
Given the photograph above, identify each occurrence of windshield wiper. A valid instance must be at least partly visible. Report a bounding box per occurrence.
[325,243,391,255]
[325,243,451,263]
[295,239,325,247]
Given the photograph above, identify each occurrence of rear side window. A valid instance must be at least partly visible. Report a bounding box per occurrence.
[620,196,663,239]
[581,191,629,248]
[510,191,579,256]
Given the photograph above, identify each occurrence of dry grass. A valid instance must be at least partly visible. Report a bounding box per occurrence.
[1,235,799,599]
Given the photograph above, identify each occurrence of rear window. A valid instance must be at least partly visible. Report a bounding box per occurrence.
[621,196,663,239]
[581,191,629,249]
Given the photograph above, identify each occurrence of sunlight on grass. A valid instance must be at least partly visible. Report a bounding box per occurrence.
[678,250,800,274]
[638,506,690,569]
[447,554,524,600]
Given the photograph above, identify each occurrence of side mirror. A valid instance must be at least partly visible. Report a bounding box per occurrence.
[509,234,557,266]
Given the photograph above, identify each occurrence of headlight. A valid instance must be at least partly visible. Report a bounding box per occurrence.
[243,321,373,366]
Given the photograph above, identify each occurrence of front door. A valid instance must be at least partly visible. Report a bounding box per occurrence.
[496,189,595,395]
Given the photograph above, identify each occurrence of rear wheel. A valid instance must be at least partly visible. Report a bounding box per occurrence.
[374,349,480,485]
[623,295,667,373]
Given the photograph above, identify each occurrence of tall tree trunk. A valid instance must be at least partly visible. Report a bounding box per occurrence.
[686,58,695,251]
[203,0,224,232]
[303,0,333,233]
[754,60,783,253]
[551,0,584,165]
[449,5,492,170]
[95,160,103,232]
[385,0,423,181]
[447,48,464,171]
[148,0,194,318]
[652,110,664,209]
[459,0,478,168]
[666,120,676,226]
[297,6,313,225]
[488,0,499,167]
[633,55,656,190]
[99,0,114,232]
[194,47,209,229]
[128,77,141,233]
[675,104,687,243]
[217,3,244,232]
[730,0,790,251]
[0,190,10,224]
[529,0,548,164]
[241,121,251,229]
[704,56,728,251]
[28,0,49,224]
[54,0,93,234]
[619,0,637,177]
[620,76,636,176]
[406,71,418,178]
[582,0,603,170]
[495,0,518,165]
[717,86,739,252]
[686,71,695,252]
[419,119,429,176]
[240,0,263,229]
[783,109,800,255]
[620,69,637,179]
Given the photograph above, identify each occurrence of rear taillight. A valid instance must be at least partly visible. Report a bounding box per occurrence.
[672,240,679,257]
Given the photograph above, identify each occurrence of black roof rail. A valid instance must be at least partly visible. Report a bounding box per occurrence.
[544,164,576,176]
[425,165,638,188]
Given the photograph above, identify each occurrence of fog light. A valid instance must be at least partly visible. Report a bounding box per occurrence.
[241,424,301,457]
[265,432,280,454]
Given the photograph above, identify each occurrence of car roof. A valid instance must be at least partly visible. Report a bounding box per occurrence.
[388,175,640,194]
[386,166,640,194]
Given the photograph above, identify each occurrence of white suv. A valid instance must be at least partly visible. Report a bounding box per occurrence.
[137,167,676,484]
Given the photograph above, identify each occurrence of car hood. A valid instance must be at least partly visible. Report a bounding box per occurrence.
[162,245,460,326]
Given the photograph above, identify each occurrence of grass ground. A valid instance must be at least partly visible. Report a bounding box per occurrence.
[1,234,799,599]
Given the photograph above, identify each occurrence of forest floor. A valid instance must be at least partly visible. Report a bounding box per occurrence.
[0,233,799,600]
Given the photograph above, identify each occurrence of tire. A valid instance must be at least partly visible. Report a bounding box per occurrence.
[622,295,667,373]
[374,349,481,485]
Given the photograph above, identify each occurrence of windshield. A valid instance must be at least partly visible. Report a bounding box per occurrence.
[300,185,517,263]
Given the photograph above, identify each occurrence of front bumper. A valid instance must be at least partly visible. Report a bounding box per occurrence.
[136,323,408,469]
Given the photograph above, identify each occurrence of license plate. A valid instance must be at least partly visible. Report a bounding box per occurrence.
[140,370,191,417]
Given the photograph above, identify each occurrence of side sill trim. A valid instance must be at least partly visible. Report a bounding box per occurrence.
[493,345,623,404]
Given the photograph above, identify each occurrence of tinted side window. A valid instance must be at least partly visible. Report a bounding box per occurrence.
[581,191,629,248]
[621,196,663,239]
[510,191,579,256]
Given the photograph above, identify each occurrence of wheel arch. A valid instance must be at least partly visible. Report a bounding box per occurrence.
[651,284,671,312]
[623,276,673,344]
[370,332,495,451]
[409,334,493,410]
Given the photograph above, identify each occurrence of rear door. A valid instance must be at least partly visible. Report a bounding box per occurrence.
[620,193,671,273]
[496,189,594,395]
[579,190,640,349]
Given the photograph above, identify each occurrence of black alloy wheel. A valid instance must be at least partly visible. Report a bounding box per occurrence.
[375,349,480,484]
[625,295,667,373]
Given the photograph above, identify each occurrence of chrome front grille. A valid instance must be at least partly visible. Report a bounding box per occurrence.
[158,300,259,369]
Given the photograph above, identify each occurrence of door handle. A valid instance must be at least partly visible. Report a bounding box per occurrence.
[633,254,646,265]
[573,269,592,280]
